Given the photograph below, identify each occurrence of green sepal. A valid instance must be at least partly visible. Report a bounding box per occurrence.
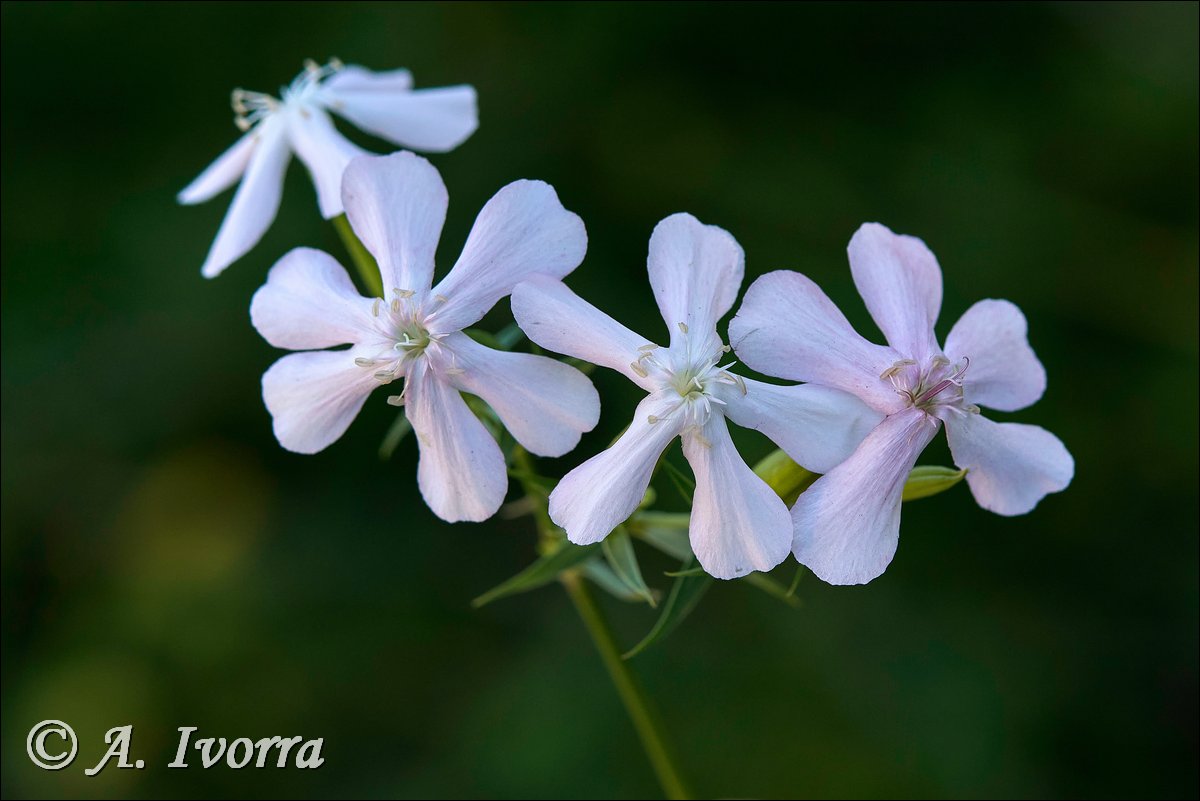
[601,526,656,606]
[378,410,413,461]
[903,466,967,501]
[582,560,651,603]
[752,449,818,504]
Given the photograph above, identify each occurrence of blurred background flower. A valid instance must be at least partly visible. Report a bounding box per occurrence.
[1,3,1195,798]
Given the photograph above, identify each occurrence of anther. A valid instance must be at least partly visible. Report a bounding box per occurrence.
[373,370,396,384]
[354,357,378,368]
[677,321,689,334]
[647,414,661,424]
[630,362,649,378]
[371,298,382,317]
[638,343,658,352]
[386,395,405,407]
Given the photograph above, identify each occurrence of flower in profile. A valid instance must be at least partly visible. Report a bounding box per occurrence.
[250,152,597,523]
[512,214,884,579]
[179,59,478,278]
[730,222,1074,585]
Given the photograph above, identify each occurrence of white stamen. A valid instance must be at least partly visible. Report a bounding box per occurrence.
[386,395,405,407]
[677,321,689,334]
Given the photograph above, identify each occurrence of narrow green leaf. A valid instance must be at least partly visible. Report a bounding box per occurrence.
[378,410,413,461]
[472,543,600,608]
[583,558,652,604]
[903,466,967,501]
[742,572,803,608]
[664,566,707,577]
[629,512,692,561]
[753,449,818,504]
[623,559,712,659]
[602,527,656,606]
[661,459,695,503]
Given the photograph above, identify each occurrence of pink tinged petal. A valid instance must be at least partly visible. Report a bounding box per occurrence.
[200,117,292,278]
[340,151,448,298]
[439,332,600,458]
[681,414,792,579]
[647,213,744,344]
[329,84,478,153]
[261,347,380,454]
[792,407,938,585]
[510,276,658,391]
[430,180,587,334]
[943,412,1073,516]
[178,131,257,205]
[250,247,378,350]
[944,299,1047,413]
[729,270,904,414]
[717,378,885,474]
[287,107,370,219]
[549,393,684,545]
[322,65,414,94]
[405,361,508,523]
[847,222,943,362]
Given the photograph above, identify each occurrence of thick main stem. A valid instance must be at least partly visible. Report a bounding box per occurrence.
[511,448,691,800]
[560,571,692,800]
[333,214,384,298]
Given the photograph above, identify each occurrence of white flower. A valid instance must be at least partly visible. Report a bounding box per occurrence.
[179,59,478,278]
[730,222,1074,585]
[512,214,884,579]
[250,152,598,523]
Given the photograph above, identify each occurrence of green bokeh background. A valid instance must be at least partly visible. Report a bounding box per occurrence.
[2,2,1196,798]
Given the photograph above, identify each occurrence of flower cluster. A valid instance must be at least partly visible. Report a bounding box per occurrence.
[183,60,1073,586]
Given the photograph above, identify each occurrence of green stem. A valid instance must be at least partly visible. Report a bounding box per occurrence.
[333,214,383,298]
[510,447,691,800]
[560,572,691,800]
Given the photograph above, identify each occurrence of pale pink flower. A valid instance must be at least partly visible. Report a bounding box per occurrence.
[512,214,883,579]
[730,222,1074,585]
[251,152,597,523]
[180,60,477,278]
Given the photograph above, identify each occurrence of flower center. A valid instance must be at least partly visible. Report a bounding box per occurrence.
[633,323,745,431]
[881,355,978,415]
[231,58,343,131]
[354,288,450,406]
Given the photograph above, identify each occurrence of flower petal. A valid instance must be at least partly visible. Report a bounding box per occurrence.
[328,83,478,153]
[944,299,1046,413]
[681,414,792,579]
[405,360,509,523]
[200,116,292,278]
[439,332,599,458]
[262,347,379,454]
[943,411,1073,516]
[549,393,683,544]
[647,213,744,344]
[430,180,586,333]
[792,407,938,585]
[341,151,447,298]
[847,222,943,362]
[511,275,658,391]
[178,131,257,205]
[717,377,885,474]
[322,65,414,94]
[287,107,370,219]
[729,270,904,414]
[250,247,378,350]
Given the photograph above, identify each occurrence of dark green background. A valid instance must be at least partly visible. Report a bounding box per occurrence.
[2,2,1196,798]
